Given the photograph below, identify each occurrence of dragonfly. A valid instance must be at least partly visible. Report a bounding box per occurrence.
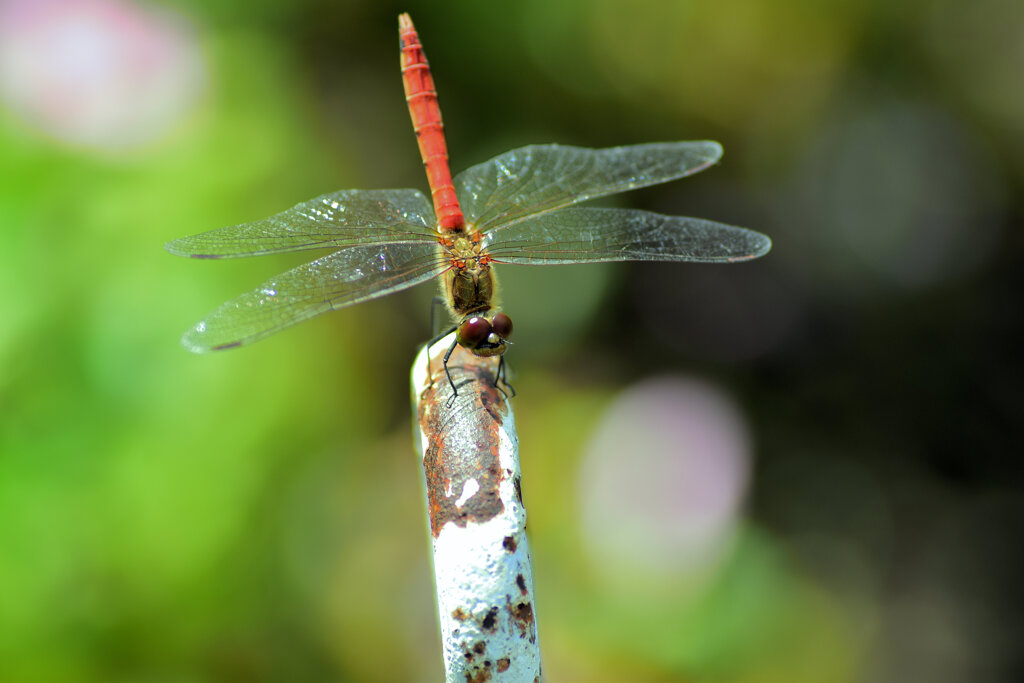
[166,13,771,395]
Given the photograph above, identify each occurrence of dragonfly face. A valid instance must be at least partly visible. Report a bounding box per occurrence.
[456,313,513,358]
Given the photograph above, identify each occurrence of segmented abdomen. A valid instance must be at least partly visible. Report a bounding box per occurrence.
[399,14,465,233]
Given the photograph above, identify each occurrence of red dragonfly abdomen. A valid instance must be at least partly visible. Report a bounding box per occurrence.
[399,13,465,233]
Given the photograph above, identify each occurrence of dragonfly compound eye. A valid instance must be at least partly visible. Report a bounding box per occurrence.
[457,316,492,348]
[491,313,513,340]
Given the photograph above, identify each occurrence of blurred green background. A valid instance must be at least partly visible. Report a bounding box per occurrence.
[2,0,1022,681]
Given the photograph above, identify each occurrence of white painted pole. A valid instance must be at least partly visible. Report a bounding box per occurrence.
[411,335,542,682]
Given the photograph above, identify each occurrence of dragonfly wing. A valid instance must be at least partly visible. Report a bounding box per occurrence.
[182,241,445,352]
[454,142,722,233]
[166,189,436,258]
[483,208,771,264]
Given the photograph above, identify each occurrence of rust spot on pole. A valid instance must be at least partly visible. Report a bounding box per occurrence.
[506,595,535,641]
[460,640,494,682]
[418,345,509,537]
[481,606,499,632]
[513,601,533,626]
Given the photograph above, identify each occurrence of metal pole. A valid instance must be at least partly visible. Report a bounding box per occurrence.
[411,336,542,682]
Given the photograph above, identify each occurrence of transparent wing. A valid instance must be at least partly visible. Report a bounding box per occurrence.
[181,241,446,352]
[454,142,723,233]
[165,189,437,258]
[482,207,772,264]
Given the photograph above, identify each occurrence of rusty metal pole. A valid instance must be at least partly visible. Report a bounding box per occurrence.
[411,335,542,682]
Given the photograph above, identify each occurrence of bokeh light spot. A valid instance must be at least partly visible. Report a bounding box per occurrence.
[0,0,205,150]
[783,99,1005,294]
[579,377,752,593]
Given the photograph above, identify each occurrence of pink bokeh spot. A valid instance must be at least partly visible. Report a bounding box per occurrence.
[579,377,753,584]
[0,0,205,149]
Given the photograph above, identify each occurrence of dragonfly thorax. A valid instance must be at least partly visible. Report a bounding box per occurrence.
[440,230,498,318]
[440,229,511,358]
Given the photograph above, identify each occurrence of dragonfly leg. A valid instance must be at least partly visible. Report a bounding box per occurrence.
[495,355,516,399]
[441,336,460,407]
[424,324,458,386]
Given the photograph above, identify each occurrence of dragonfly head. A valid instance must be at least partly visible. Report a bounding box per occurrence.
[456,312,513,357]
